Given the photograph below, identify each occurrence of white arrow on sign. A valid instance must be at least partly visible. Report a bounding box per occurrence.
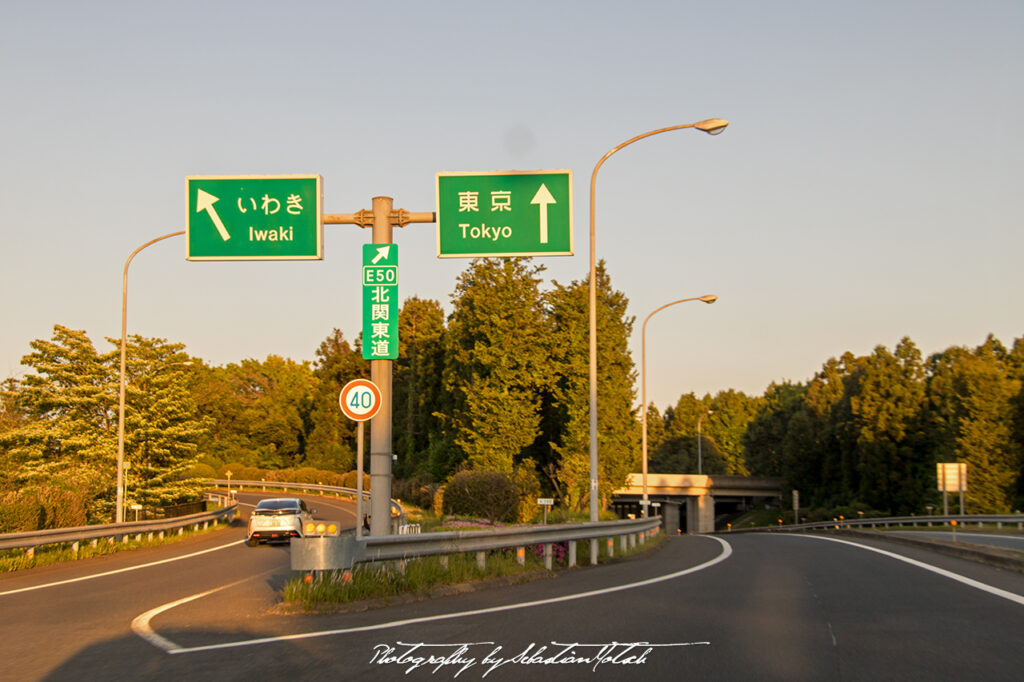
[371,245,391,264]
[530,184,556,244]
[195,189,231,241]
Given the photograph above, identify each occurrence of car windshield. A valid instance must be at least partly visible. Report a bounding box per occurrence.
[253,500,301,516]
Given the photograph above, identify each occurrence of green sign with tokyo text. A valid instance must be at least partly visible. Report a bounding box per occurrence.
[436,170,573,257]
[186,175,322,260]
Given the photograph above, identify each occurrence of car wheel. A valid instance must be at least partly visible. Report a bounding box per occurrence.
[247,536,258,547]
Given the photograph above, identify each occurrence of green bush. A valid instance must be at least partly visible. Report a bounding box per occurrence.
[182,462,216,480]
[0,485,92,533]
[340,470,370,490]
[392,473,438,509]
[442,470,519,524]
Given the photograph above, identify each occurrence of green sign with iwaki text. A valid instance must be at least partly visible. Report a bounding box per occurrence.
[186,175,322,260]
[436,170,573,257]
[362,243,399,360]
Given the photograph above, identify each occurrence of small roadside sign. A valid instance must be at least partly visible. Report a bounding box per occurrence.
[937,462,967,491]
[537,498,554,524]
[339,379,382,422]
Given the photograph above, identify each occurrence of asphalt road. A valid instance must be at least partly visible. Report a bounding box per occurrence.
[2,518,1023,681]
[0,491,352,681]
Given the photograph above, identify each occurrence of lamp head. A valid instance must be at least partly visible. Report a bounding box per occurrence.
[699,295,718,304]
[694,118,729,135]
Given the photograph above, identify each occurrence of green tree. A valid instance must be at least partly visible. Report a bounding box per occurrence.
[704,389,760,475]
[305,329,367,472]
[926,336,1023,512]
[547,262,638,510]
[743,381,806,478]
[114,335,208,507]
[642,403,666,466]
[441,259,551,475]
[804,354,857,505]
[194,355,315,469]
[0,325,116,524]
[393,297,447,478]
[845,338,929,513]
[652,393,722,474]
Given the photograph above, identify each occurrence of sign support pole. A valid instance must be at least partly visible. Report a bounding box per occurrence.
[327,201,433,537]
[356,421,364,538]
[942,466,949,516]
[369,196,394,537]
[958,463,965,516]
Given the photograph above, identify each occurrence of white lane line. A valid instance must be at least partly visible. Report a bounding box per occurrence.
[794,534,1024,606]
[139,535,732,655]
[0,539,244,597]
[132,576,254,651]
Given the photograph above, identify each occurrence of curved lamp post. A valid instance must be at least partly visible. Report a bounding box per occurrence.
[116,230,184,523]
[588,118,728,524]
[640,296,718,516]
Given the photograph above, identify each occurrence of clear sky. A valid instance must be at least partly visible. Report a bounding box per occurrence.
[2,1,1021,411]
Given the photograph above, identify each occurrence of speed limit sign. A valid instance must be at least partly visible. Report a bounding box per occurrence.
[339,379,382,421]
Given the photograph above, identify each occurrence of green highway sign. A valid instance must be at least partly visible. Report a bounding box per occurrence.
[362,243,399,360]
[186,175,322,260]
[435,170,573,257]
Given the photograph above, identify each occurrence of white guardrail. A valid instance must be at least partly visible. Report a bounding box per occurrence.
[209,478,405,524]
[0,497,238,558]
[290,516,663,574]
[2,479,662,573]
[740,513,1024,533]
[215,479,662,572]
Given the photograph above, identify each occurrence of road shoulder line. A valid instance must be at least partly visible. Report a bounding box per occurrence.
[0,539,244,598]
[792,534,1024,606]
[138,535,732,655]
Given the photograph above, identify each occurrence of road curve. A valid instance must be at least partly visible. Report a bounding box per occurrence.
[4,528,1021,681]
[0,491,354,680]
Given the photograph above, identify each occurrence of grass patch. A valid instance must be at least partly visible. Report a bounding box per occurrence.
[282,552,541,611]
[0,521,233,573]
[282,529,665,611]
[730,508,788,529]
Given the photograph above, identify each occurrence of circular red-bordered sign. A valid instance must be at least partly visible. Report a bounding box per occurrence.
[339,379,382,421]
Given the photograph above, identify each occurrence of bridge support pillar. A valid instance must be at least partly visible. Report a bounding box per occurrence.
[687,494,715,534]
[661,501,681,534]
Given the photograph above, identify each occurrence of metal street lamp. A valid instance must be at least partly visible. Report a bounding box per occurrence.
[116,231,184,523]
[588,118,728,525]
[697,409,713,475]
[641,296,718,516]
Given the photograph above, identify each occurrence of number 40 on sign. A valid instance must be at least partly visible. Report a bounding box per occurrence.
[339,379,382,422]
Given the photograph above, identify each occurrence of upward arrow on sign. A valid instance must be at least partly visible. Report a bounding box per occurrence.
[435,170,573,258]
[530,183,556,244]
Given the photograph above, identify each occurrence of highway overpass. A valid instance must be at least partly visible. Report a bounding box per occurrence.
[612,473,783,533]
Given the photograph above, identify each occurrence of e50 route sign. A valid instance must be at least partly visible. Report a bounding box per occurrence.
[362,243,399,360]
[186,175,323,260]
[435,170,573,258]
